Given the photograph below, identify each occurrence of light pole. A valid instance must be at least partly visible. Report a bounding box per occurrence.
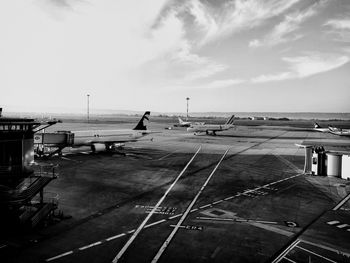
[87,94,90,123]
[186,97,190,121]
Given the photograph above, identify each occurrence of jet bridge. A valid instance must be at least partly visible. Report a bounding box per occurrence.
[34,131,74,157]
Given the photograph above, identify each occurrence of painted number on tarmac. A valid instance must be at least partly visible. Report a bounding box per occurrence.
[327,220,350,232]
[135,205,177,215]
[170,225,204,231]
[284,221,299,228]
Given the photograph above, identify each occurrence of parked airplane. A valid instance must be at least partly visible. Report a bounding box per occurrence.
[174,117,192,127]
[313,123,329,133]
[313,123,350,137]
[35,111,155,156]
[187,115,235,135]
[328,125,350,137]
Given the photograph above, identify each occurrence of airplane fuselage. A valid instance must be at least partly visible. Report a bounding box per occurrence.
[313,128,329,133]
[187,124,234,134]
[72,129,149,146]
[328,130,350,137]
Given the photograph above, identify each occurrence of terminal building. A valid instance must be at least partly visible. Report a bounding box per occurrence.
[0,115,59,230]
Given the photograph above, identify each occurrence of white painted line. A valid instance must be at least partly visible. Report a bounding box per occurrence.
[333,192,350,211]
[169,225,185,229]
[127,230,135,234]
[0,244,7,249]
[157,150,179,161]
[296,245,337,263]
[45,168,304,262]
[144,219,167,228]
[46,251,74,262]
[196,217,278,225]
[190,208,198,212]
[106,233,126,241]
[78,241,102,250]
[284,256,297,263]
[336,224,349,229]
[271,239,300,263]
[168,214,182,220]
[300,239,350,258]
[151,148,230,263]
[255,220,278,225]
[212,200,223,205]
[112,146,202,263]
[327,221,340,225]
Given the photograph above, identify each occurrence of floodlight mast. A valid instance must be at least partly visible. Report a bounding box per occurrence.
[186,97,190,121]
[87,94,90,123]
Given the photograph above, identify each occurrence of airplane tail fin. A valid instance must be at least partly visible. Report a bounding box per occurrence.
[133,111,150,130]
[178,117,184,124]
[225,115,235,125]
[314,122,321,128]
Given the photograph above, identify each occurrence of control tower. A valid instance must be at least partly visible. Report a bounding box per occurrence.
[0,116,59,229]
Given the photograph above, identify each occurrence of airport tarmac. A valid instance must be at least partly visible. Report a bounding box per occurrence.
[1,121,350,263]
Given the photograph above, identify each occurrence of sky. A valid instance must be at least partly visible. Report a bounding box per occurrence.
[1,0,350,113]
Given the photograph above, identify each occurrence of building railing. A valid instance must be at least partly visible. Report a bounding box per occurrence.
[31,191,59,207]
[32,163,58,179]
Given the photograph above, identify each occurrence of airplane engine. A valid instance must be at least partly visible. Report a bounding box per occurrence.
[91,143,106,152]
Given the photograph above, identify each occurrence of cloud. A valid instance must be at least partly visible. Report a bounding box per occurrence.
[252,52,349,83]
[205,78,245,88]
[324,18,350,42]
[249,2,324,48]
[324,19,350,29]
[252,72,292,83]
[166,78,245,90]
[139,6,228,81]
[188,0,300,45]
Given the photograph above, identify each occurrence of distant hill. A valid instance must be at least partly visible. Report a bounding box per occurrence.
[2,108,350,121]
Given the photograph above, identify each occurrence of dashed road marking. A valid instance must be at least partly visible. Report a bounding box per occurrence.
[112,146,202,263]
[45,172,302,262]
[46,251,74,262]
[151,149,230,263]
[326,221,339,225]
[336,224,349,229]
[78,241,102,251]
[105,233,126,241]
[169,214,182,220]
[144,219,167,228]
